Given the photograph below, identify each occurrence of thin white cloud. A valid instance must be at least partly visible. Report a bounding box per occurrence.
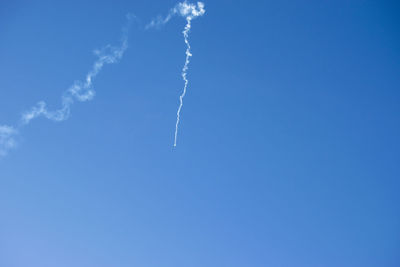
[21,21,130,125]
[0,125,17,157]
[0,15,133,158]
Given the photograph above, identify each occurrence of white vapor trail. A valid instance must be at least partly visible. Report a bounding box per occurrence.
[21,20,131,125]
[147,1,205,147]
[174,2,205,147]
[0,16,132,158]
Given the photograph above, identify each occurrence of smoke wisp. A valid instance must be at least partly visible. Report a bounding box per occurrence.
[0,16,133,158]
[147,1,205,147]
[0,125,17,157]
[21,21,131,125]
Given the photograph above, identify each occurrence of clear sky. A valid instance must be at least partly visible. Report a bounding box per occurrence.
[1,1,399,266]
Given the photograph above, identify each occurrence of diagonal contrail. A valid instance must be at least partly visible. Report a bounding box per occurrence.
[147,1,205,147]
[0,15,134,158]
[21,15,133,125]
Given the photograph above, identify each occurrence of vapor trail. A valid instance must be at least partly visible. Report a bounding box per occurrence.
[147,1,205,147]
[21,16,133,125]
[174,17,192,147]
[0,15,133,158]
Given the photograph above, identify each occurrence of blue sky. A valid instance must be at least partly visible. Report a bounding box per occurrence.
[1,0,399,266]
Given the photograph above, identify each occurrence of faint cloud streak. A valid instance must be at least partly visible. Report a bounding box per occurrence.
[21,16,132,125]
[0,125,17,157]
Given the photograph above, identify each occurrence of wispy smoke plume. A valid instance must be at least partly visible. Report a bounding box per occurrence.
[174,2,205,147]
[0,2,206,158]
[0,16,133,158]
[0,125,17,157]
[147,1,205,147]
[21,19,131,125]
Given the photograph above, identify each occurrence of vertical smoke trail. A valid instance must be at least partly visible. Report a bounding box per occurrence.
[146,2,205,146]
[173,2,205,147]
[174,16,193,147]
